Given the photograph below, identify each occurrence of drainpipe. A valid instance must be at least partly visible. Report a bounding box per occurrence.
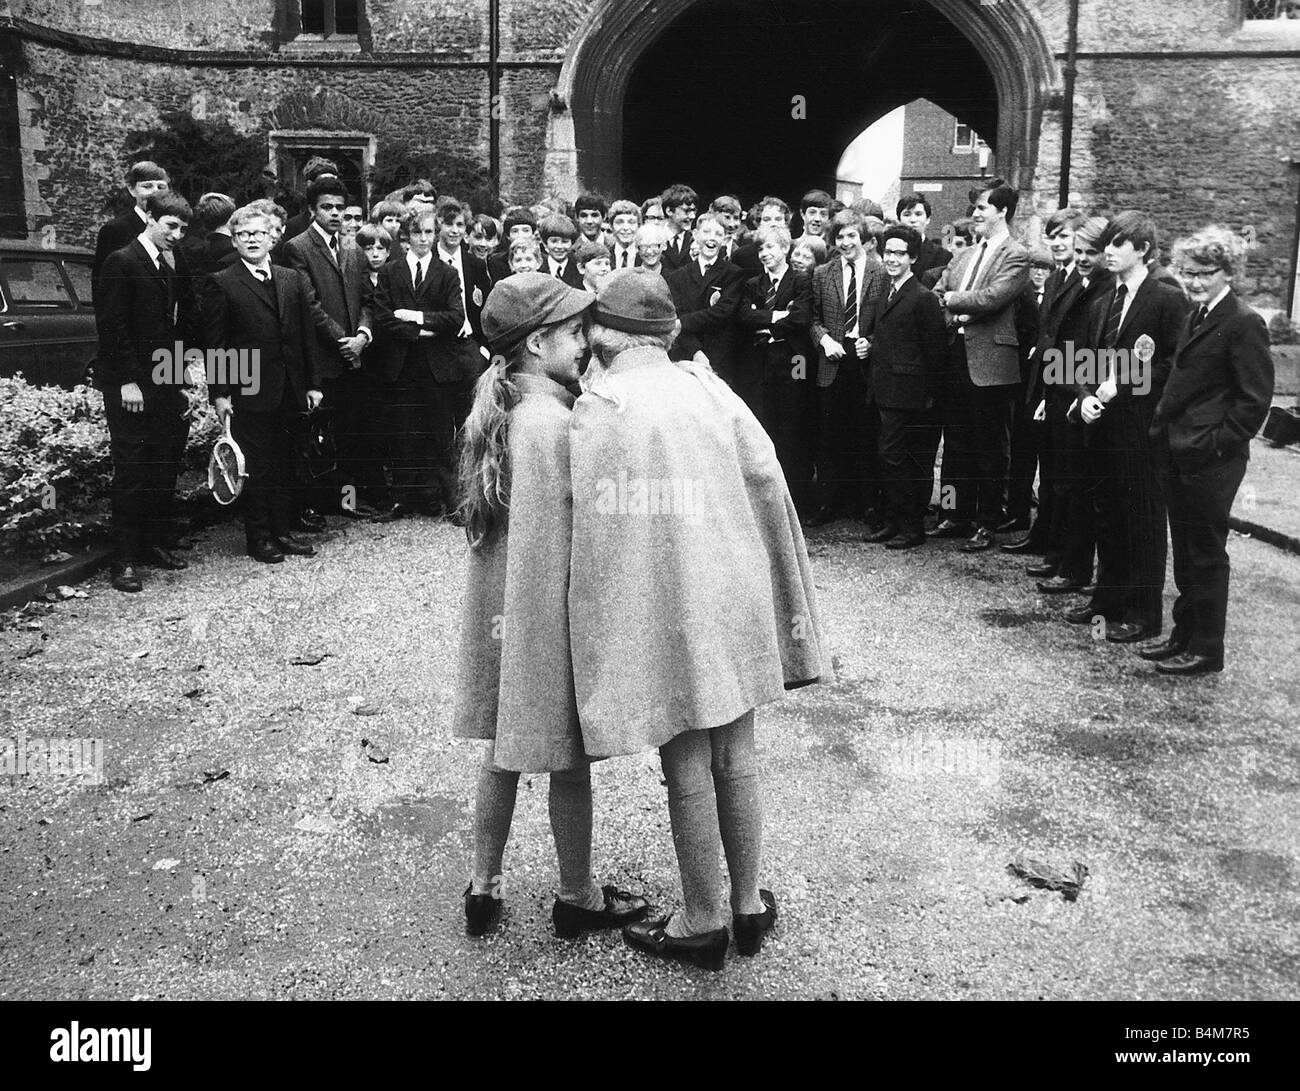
[1058,0,1079,207]
[489,0,500,192]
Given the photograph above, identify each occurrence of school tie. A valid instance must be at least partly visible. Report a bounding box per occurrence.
[414,258,426,288]
[1103,284,1127,348]
[329,235,339,263]
[620,250,629,268]
[888,283,897,303]
[844,262,858,337]
[1190,304,1208,332]
[254,267,269,283]
[765,276,779,310]
[962,241,988,291]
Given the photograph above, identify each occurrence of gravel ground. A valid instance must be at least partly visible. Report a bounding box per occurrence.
[1,511,1297,1000]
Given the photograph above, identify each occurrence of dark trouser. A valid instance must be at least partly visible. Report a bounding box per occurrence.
[315,372,368,512]
[104,386,189,562]
[1006,383,1040,525]
[878,404,941,534]
[757,343,816,514]
[938,342,1015,530]
[1090,401,1167,630]
[816,349,879,516]
[389,368,471,510]
[1160,448,1247,660]
[731,349,764,422]
[357,372,397,507]
[1047,395,1094,583]
[231,393,298,546]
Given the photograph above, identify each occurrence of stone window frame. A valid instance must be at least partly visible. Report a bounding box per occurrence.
[276,0,367,53]
[269,130,378,204]
[1236,0,1300,40]
[1241,0,1300,20]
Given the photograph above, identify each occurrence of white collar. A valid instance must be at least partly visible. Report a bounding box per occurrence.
[890,271,912,291]
[133,206,149,225]
[1202,284,1231,314]
[241,257,271,278]
[439,244,461,265]
[137,232,162,266]
[408,250,431,272]
[768,263,788,283]
[698,257,716,275]
[311,221,338,248]
[1119,262,1149,293]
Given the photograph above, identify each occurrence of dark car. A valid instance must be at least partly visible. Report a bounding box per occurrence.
[0,241,97,387]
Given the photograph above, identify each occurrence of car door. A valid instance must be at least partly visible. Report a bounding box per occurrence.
[0,254,96,386]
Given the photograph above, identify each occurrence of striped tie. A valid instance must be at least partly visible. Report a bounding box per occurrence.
[844,263,857,337]
[1103,284,1127,348]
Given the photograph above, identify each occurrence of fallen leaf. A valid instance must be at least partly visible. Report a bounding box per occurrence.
[200,769,230,784]
[353,704,381,716]
[130,812,154,823]
[55,585,79,599]
[42,550,73,565]
[152,859,180,871]
[132,650,150,659]
[290,651,332,666]
[183,687,204,699]
[294,815,335,834]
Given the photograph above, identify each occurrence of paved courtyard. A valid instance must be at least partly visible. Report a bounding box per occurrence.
[1,513,1297,1000]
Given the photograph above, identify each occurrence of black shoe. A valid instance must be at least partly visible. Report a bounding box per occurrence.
[274,534,317,557]
[960,527,994,552]
[996,517,1031,534]
[1064,603,1102,624]
[293,516,326,535]
[1037,576,1087,594]
[734,889,777,957]
[370,502,407,524]
[1137,637,1188,662]
[297,508,327,532]
[1026,562,1059,578]
[110,562,142,593]
[885,533,926,551]
[247,539,285,564]
[1156,652,1224,676]
[1106,621,1158,644]
[464,886,504,937]
[864,522,900,544]
[1000,536,1043,555]
[622,915,728,972]
[141,545,188,571]
[553,885,650,939]
[802,506,843,528]
[928,519,973,539]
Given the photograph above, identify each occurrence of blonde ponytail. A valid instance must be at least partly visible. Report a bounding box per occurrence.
[457,354,520,548]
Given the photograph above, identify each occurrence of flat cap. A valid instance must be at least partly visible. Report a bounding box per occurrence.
[592,268,677,334]
[480,272,595,354]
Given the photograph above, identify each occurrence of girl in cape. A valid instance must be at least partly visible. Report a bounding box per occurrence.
[452,272,649,938]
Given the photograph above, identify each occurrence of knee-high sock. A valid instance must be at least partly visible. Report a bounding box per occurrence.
[711,710,765,916]
[472,750,519,895]
[548,765,602,909]
[659,729,727,936]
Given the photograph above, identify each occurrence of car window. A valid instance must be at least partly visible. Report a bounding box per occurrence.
[62,260,94,306]
[1,258,74,309]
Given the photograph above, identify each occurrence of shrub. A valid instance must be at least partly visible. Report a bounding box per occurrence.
[0,374,223,555]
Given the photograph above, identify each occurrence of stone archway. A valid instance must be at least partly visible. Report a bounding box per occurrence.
[545,0,1060,202]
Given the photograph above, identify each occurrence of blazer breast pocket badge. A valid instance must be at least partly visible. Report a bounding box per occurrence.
[472,286,484,308]
[709,289,721,306]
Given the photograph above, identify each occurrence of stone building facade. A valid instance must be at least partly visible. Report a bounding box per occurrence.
[2,0,1299,313]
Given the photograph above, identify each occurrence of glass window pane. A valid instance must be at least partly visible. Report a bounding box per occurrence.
[62,260,93,306]
[335,0,359,34]
[301,0,326,34]
[1,259,73,307]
